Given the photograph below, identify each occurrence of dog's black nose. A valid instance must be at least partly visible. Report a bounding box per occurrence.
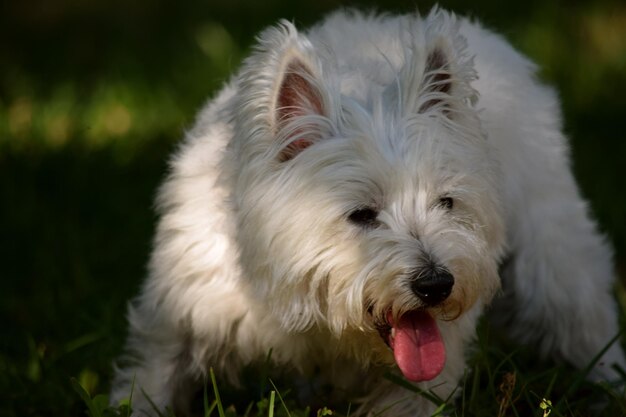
[411,268,454,306]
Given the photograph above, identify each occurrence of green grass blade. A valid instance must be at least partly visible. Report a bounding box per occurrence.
[204,377,218,417]
[141,388,167,417]
[469,364,480,414]
[210,367,226,417]
[459,369,467,417]
[383,372,444,406]
[70,377,101,417]
[269,379,292,417]
[554,331,623,413]
[268,390,275,417]
[260,349,273,396]
[127,374,136,417]
[431,402,447,416]
[243,401,254,417]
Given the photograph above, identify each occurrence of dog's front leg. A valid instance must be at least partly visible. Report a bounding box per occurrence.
[110,312,199,415]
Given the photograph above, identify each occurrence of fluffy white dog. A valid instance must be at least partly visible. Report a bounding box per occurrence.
[111,8,625,416]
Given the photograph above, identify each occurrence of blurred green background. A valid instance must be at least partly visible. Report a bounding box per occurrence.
[1,0,625,415]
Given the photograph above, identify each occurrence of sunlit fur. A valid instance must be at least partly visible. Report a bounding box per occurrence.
[111,8,625,416]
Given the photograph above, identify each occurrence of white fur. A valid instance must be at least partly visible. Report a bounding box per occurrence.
[111,8,625,416]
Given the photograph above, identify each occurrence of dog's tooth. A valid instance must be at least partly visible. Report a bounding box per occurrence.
[391,327,396,339]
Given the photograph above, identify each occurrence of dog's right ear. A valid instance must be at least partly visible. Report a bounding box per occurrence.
[272,55,328,162]
[237,22,332,163]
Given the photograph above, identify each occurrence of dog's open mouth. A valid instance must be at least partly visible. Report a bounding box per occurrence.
[376,310,446,382]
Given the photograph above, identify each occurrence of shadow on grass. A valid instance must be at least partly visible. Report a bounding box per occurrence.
[0,137,173,415]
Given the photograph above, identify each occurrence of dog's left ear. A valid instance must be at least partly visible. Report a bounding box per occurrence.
[418,47,452,114]
[393,11,478,119]
[272,55,328,162]
[390,43,460,118]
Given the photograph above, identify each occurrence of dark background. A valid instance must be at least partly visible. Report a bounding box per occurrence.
[1,0,625,415]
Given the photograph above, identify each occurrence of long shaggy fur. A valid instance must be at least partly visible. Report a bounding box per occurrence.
[111,8,625,416]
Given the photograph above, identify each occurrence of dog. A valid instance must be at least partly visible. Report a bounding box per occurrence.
[111,8,626,416]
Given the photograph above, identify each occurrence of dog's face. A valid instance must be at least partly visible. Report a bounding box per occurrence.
[229,22,506,381]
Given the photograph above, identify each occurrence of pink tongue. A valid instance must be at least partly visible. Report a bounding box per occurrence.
[389,310,446,382]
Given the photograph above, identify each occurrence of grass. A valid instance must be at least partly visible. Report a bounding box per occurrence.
[1,0,626,416]
[68,323,626,416]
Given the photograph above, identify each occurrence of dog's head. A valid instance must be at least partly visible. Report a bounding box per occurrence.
[229,10,506,382]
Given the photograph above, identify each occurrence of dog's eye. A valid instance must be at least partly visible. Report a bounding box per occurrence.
[439,197,454,210]
[348,207,380,228]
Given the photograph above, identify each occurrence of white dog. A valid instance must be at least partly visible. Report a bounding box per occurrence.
[111,8,625,416]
